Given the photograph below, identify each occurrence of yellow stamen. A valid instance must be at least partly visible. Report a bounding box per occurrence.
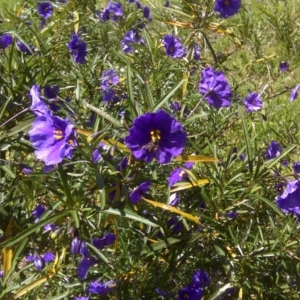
[53,130,63,140]
[179,170,185,177]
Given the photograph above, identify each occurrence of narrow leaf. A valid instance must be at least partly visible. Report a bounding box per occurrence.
[142,198,200,225]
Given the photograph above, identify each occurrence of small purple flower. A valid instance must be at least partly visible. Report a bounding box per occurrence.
[0,270,3,277]
[32,204,46,222]
[244,92,263,112]
[29,109,77,165]
[30,85,48,116]
[17,41,34,55]
[214,0,241,18]
[70,236,83,254]
[226,211,238,219]
[276,183,284,195]
[19,163,34,175]
[290,84,300,102]
[37,2,53,19]
[75,297,90,300]
[169,193,180,206]
[199,67,232,109]
[239,153,246,161]
[167,216,183,233]
[88,280,116,295]
[125,110,187,164]
[101,69,119,90]
[293,162,300,174]
[163,34,187,58]
[92,233,116,249]
[130,181,151,204]
[121,30,143,53]
[0,34,13,49]
[194,43,200,60]
[43,252,55,263]
[77,242,96,279]
[98,1,123,22]
[276,180,300,220]
[178,286,203,300]
[168,162,194,186]
[44,85,60,111]
[265,141,282,160]
[43,164,56,173]
[164,0,170,7]
[279,61,289,72]
[26,253,45,271]
[170,101,181,113]
[68,33,87,64]
[143,6,152,21]
[44,85,59,99]
[192,269,210,288]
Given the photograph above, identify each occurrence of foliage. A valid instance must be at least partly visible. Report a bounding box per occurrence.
[1,0,300,299]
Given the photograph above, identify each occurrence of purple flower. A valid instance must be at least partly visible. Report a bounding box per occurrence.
[293,162,300,174]
[125,110,187,164]
[32,204,46,222]
[130,181,151,204]
[276,183,284,195]
[101,69,119,91]
[192,270,210,288]
[98,1,123,22]
[19,163,34,175]
[199,67,232,108]
[121,30,143,53]
[226,211,238,218]
[68,33,87,64]
[43,164,56,173]
[168,162,194,186]
[44,85,59,99]
[43,252,55,263]
[265,141,282,160]
[37,2,53,19]
[163,34,187,58]
[44,85,60,111]
[77,242,96,279]
[178,286,203,300]
[193,43,201,60]
[71,236,83,254]
[167,216,183,233]
[164,0,170,7]
[0,270,3,278]
[170,101,181,113]
[0,34,13,49]
[276,180,300,220]
[169,193,180,206]
[29,85,49,116]
[143,6,152,21]
[75,297,90,300]
[244,92,263,112]
[290,84,300,102]
[214,0,241,18]
[26,253,45,271]
[17,42,34,55]
[88,280,116,295]
[29,109,77,165]
[279,61,289,72]
[92,233,116,249]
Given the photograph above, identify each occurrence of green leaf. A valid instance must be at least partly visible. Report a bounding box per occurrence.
[0,210,71,248]
[102,208,159,228]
